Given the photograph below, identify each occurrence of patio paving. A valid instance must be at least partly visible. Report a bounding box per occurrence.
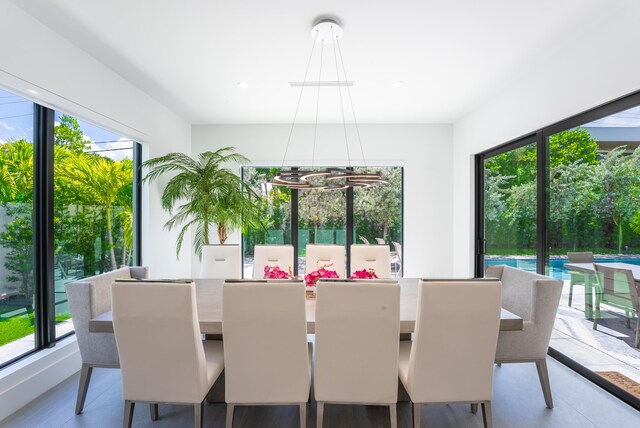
[551,280,640,383]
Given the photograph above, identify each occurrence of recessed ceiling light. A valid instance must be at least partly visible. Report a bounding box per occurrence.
[237,81,249,89]
[27,89,39,95]
[392,81,404,88]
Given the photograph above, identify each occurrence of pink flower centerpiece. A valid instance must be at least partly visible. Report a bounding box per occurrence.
[304,263,339,286]
[263,265,294,279]
[349,268,378,280]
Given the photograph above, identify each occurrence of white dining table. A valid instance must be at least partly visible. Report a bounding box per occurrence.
[89,278,523,334]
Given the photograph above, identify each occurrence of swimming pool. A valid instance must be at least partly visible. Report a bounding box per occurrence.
[484,255,640,280]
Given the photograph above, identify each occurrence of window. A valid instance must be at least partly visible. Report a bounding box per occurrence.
[52,113,134,339]
[242,166,403,278]
[0,89,140,368]
[0,89,35,365]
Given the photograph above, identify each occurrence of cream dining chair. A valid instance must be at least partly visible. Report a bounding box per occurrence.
[252,244,294,278]
[222,280,312,428]
[111,281,224,428]
[65,266,148,415]
[314,280,400,428]
[398,279,502,428]
[200,244,241,278]
[349,244,392,278]
[305,244,345,277]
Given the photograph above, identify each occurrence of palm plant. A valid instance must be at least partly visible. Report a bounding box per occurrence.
[142,147,262,258]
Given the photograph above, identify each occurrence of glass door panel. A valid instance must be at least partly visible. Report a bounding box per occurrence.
[483,141,538,273]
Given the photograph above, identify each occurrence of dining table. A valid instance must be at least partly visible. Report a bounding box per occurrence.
[89,278,523,334]
[564,262,640,319]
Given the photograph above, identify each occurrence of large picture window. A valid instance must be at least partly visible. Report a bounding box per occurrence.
[0,89,140,368]
[242,166,403,278]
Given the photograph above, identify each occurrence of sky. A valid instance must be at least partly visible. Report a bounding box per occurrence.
[0,89,133,161]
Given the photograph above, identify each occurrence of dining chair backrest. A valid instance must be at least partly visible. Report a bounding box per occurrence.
[314,281,400,404]
[567,251,594,263]
[305,244,346,277]
[222,281,310,404]
[200,244,240,279]
[406,279,501,403]
[594,264,640,311]
[253,244,294,279]
[111,281,210,404]
[350,244,392,278]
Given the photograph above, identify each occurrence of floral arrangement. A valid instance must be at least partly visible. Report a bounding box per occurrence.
[304,263,339,286]
[263,265,294,279]
[349,268,378,280]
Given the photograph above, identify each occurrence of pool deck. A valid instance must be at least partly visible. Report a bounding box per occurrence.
[551,280,640,383]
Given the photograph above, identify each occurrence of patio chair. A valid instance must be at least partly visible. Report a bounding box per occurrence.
[359,236,370,245]
[375,238,386,245]
[566,252,594,307]
[593,264,640,347]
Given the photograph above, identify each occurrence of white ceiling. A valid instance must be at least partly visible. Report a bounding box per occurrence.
[13,0,608,124]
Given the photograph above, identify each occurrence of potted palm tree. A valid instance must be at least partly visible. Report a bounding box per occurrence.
[142,147,261,258]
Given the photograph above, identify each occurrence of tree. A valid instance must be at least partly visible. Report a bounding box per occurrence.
[298,189,345,241]
[55,115,89,152]
[142,148,262,258]
[63,155,132,270]
[354,168,402,240]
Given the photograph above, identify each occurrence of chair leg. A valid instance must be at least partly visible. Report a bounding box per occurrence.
[316,401,324,428]
[413,403,421,428]
[75,363,93,415]
[568,282,574,307]
[299,402,306,428]
[194,401,204,428]
[470,403,478,414]
[123,400,135,428]
[535,360,554,409]
[389,403,397,428]
[481,401,492,428]
[225,403,235,428]
[149,403,159,421]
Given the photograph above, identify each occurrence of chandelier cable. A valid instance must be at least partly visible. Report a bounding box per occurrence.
[312,40,324,169]
[336,37,367,169]
[281,31,319,168]
[331,25,351,167]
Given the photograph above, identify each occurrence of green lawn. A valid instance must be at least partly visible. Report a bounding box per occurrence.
[0,313,71,347]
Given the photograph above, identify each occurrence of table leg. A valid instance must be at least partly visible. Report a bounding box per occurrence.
[584,273,594,319]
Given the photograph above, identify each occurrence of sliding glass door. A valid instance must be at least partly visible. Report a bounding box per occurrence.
[478,138,539,274]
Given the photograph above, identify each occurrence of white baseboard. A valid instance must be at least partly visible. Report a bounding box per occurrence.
[0,336,81,421]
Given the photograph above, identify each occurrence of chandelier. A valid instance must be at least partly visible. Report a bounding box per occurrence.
[271,18,388,190]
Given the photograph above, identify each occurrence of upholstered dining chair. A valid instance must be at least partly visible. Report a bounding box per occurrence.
[349,244,392,278]
[65,266,148,415]
[112,281,224,428]
[567,251,594,307]
[252,244,294,278]
[314,280,400,428]
[200,244,241,278]
[398,279,502,428]
[222,280,311,428]
[593,264,640,347]
[305,244,345,277]
[486,265,562,409]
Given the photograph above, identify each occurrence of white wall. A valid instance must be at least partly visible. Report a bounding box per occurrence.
[451,2,640,276]
[192,124,454,278]
[0,0,191,419]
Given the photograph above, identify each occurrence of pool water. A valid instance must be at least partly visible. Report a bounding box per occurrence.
[484,255,640,280]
